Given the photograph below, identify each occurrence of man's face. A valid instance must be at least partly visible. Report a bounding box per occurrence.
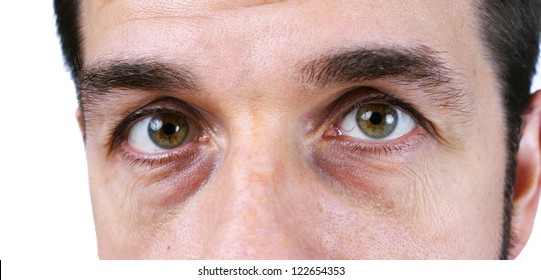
[79,0,508,259]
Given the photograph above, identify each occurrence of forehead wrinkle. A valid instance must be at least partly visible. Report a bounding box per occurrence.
[90,0,289,21]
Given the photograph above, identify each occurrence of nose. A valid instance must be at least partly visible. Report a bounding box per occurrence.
[200,119,321,259]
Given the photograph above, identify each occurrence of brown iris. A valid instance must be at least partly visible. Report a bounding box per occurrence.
[148,113,189,149]
[355,104,398,139]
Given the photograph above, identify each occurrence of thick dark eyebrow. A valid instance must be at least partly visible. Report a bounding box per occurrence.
[79,59,197,92]
[78,59,198,108]
[299,45,471,115]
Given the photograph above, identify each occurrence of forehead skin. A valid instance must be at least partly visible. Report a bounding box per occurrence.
[79,0,507,259]
[81,0,482,71]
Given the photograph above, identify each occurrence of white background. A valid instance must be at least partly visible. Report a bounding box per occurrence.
[0,0,540,266]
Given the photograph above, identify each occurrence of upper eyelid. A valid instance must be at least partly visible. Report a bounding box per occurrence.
[107,90,437,153]
[315,87,436,137]
[349,95,430,132]
[108,98,207,153]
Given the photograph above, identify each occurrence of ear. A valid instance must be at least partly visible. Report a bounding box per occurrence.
[508,90,541,259]
[76,107,86,141]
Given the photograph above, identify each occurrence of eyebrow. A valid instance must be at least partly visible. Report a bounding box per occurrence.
[78,59,198,109]
[78,45,470,118]
[299,45,471,115]
[80,59,197,92]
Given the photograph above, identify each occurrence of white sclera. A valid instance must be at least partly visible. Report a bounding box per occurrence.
[339,106,417,141]
[127,116,170,153]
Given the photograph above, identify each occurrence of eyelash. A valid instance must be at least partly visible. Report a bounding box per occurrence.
[119,144,203,169]
[339,93,428,130]
[109,100,209,168]
[323,89,432,154]
[109,90,431,167]
[111,107,183,149]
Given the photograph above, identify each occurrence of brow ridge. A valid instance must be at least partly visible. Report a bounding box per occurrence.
[79,59,198,93]
[299,45,472,117]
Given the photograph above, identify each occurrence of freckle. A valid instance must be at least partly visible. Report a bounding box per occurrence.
[167,245,171,251]
[442,102,449,109]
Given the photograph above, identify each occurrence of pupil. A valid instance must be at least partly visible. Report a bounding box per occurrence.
[370,112,383,125]
[162,122,178,135]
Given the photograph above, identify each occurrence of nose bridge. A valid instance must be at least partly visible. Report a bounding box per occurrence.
[202,112,312,258]
[219,112,291,226]
[224,106,294,187]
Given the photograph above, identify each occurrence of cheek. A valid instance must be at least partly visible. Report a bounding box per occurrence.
[312,136,505,258]
[408,150,505,258]
[311,137,430,217]
[86,144,217,258]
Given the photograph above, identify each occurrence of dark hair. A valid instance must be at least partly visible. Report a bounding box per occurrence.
[475,0,541,259]
[53,0,541,259]
[54,0,82,82]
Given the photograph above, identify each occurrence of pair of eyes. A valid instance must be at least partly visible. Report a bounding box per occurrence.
[126,103,417,154]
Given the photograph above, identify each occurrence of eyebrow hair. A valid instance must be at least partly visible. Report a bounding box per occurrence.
[78,45,471,123]
[299,45,471,115]
[79,59,198,92]
[77,59,198,109]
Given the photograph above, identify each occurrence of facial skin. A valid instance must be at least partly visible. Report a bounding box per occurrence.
[77,0,541,259]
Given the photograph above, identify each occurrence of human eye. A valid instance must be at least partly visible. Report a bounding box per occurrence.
[127,112,198,153]
[322,89,430,154]
[337,103,417,141]
[110,99,211,167]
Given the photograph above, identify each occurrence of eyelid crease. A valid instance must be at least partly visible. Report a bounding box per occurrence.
[315,87,441,141]
[298,45,475,126]
[352,94,432,134]
[107,98,211,155]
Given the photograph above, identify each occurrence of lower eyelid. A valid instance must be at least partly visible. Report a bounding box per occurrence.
[324,128,426,157]
[119,140,206,169]
[329,126,422,145]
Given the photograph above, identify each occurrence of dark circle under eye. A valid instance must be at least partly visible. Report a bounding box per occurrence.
[148,113,189,149]
[355,104,398,139]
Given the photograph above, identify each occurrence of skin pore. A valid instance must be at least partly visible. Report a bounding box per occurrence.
[77,0,541,259]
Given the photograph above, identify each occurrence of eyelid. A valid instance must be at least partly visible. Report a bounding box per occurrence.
[108,98,210,153]
[317,87,435,137]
